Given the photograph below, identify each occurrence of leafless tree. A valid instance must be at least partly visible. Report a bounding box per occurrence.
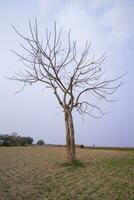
[10,20,125,161]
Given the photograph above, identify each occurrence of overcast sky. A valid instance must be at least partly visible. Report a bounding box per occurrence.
[0,0,134,146]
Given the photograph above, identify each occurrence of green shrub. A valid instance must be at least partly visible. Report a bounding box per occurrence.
[37,139,45,145]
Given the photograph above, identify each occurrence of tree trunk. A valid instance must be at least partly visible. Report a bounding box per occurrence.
[64,110,76,161]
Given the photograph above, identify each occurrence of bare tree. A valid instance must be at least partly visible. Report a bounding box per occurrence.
[10,20,125,161]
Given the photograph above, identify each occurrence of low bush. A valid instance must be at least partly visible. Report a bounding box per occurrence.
[37,139,45,145]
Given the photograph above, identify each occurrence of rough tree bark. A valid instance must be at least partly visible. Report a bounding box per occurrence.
[10,20,126,162]
[64,109,75,161]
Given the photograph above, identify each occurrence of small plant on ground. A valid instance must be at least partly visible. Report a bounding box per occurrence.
[62,159,85,170]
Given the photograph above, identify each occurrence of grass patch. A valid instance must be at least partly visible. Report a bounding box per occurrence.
[101,155,134,168]
[61,159,85,170]
[0,147,133,200]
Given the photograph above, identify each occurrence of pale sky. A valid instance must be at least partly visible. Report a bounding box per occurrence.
[0,0,134,146]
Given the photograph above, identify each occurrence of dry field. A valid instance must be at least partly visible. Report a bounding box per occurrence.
[0,146,133,200]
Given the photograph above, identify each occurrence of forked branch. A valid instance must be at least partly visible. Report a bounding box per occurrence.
[10,20,126,117]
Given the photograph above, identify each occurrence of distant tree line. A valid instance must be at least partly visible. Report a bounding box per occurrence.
[0,133,33,146]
